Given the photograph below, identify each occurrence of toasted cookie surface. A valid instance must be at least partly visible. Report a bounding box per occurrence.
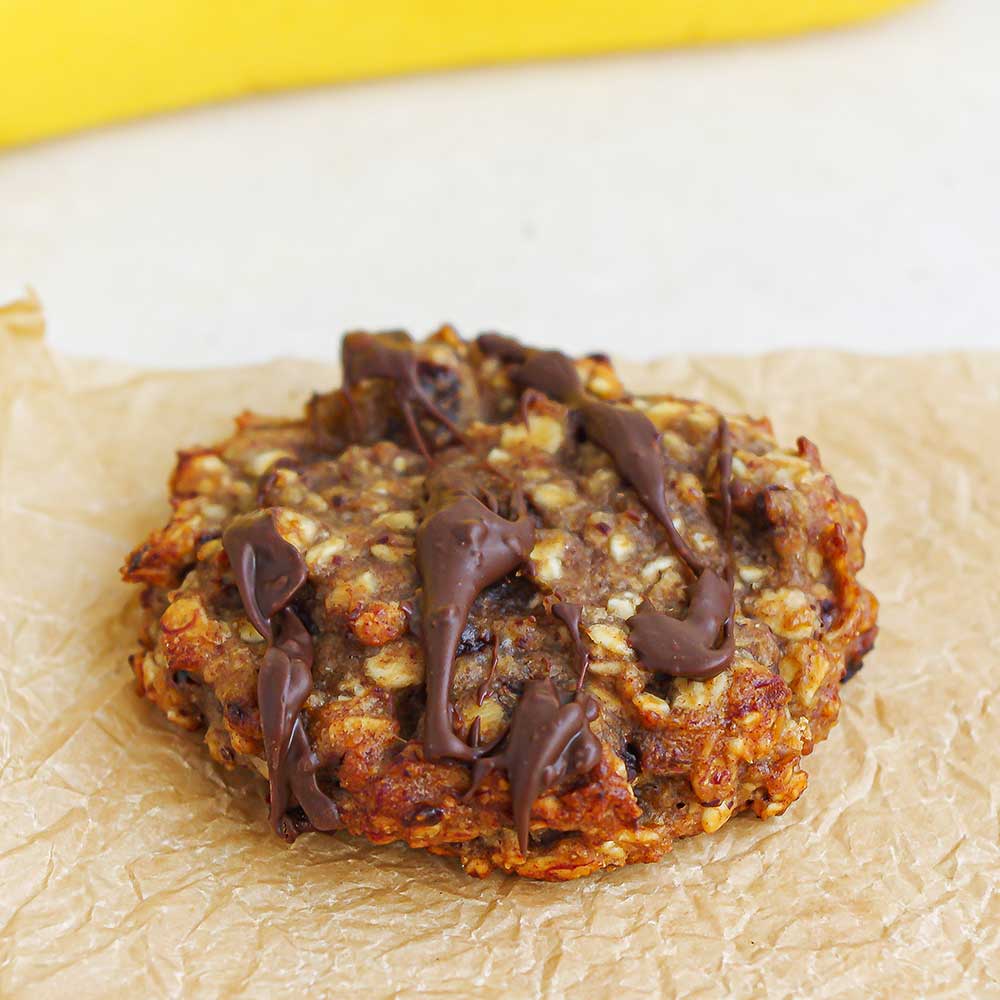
[122,328,877,879]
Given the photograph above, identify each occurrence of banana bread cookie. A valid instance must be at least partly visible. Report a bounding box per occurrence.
[122,328,878,879]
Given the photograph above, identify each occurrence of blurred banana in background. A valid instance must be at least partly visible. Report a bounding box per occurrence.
[2,0,917,148]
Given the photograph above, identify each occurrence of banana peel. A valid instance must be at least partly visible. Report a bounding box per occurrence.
[2,0,918,148]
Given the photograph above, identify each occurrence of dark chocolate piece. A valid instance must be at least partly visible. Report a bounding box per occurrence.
[470,679,601,854]
[552,601,589,691]
[258,609,340,838]
[626,568,735,679]
[341,331,464,459]
[222,510,307,642]
[416,492,535,761]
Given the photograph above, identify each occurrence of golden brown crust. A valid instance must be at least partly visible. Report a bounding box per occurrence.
[122,329,877,879]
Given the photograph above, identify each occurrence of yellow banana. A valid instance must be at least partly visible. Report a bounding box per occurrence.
[2,0,918,148]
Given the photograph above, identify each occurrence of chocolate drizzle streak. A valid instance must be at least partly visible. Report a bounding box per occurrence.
[341,331,465,460]
[222,511,307,642]
[258,609,340,838]
[481,335,742,683]
[580,400,704,574]
[552,601,589,691]
[626,569,735,680]
[415,491,535,761]
[491,335,704,574]
[470,679,601,854]
[222,510,339,837]
[624,418,737,679]
[512,349,583,403]
[476,332,528,364]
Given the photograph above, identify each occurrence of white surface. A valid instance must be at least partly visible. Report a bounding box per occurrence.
[1,0,998,368]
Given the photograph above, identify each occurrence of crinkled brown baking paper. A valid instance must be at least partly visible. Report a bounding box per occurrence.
[1,294,997,999]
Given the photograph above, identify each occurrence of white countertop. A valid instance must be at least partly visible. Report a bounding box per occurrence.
[1,0,997,367]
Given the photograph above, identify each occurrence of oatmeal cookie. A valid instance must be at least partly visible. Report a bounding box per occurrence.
[122,327,877,879]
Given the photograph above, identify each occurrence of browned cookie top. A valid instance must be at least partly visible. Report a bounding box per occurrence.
[123,327,877,879]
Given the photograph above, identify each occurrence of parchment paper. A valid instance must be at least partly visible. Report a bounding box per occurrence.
[1,295,997,999]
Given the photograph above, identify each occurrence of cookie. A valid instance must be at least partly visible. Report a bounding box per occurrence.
[122,327,877,879]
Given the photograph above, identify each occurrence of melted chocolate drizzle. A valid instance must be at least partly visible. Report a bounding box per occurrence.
[580,400,704,574]
[416,491,535,761]
[625,419,737,680]
[341,331,465,460]
[492,335,703,574]
[258,609,340,838]
[552,601,589,691]
[222,511,339,837]
[470,678,601,854]
[476,332,528,364]
[626,569,735,680]
[512,349,583,403]
[222,511,308,642]
[482,335,742,684]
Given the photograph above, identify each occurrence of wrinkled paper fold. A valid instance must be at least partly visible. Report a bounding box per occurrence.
[1,296,997,998]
